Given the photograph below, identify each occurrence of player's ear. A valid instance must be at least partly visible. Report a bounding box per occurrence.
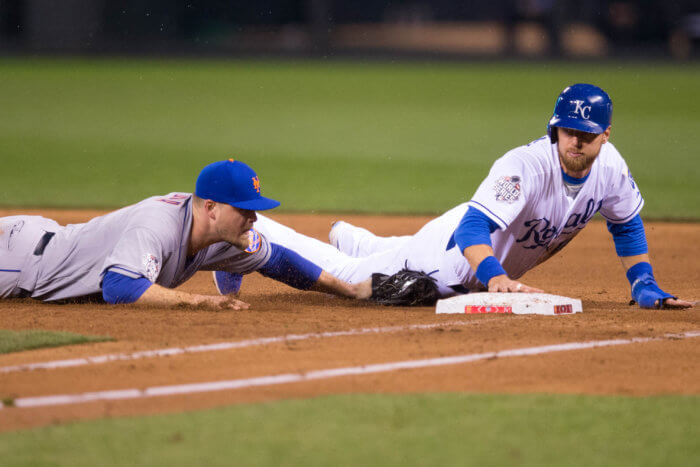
[602,126,611,143]
[204,200,217,219]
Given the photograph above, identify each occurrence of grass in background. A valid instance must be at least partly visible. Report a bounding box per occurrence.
[0,393,697,466]
[0,58,698,218]
[0,329,112,354]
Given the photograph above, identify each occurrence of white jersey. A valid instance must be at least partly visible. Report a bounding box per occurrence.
[465,135,643,287]
[252,135,645,297]
[0,193,271,301]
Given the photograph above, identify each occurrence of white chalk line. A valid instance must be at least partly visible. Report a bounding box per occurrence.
[3,330,698,410]
[0,320,486,375]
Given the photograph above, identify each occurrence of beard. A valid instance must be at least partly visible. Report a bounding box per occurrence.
[558,150,598,174]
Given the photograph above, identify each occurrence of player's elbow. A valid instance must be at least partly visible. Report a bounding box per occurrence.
[102,271,153,304]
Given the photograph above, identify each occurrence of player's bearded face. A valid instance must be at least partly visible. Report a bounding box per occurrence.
[556,127,610,175]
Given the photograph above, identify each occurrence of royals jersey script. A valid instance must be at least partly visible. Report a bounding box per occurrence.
[0,193,271,301]
[463,135,644,287]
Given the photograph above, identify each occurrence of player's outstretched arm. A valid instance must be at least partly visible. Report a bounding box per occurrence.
[608,217,694,309]
[258,243,372,300]
[463,244,543,293]
[454,207,541,293]
[102,270,249,310]
[310,271,372,300]
[620,254,695,309]
[137,283,250,311]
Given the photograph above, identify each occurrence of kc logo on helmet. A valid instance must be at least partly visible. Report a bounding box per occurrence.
[571,100,591,119]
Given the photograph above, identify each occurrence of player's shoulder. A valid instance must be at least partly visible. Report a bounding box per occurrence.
[144,192,193,208]
[496,135,554,172]
[589,142,631,186]
[127,193,193,232]
[596,141,627,168]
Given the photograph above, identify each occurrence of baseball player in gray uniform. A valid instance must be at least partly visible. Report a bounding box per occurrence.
[0,159,371,310]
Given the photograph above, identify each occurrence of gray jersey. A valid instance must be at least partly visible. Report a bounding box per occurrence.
[0,193,271,301]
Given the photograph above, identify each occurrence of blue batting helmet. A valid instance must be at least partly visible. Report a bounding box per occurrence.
[547,83,613,143]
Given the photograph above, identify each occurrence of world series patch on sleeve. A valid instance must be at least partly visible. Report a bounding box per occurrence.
[435,293,582,315]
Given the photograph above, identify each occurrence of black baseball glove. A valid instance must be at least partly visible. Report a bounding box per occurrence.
[370,266,439,306]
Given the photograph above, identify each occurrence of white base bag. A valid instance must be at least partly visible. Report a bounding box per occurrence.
[436,293,582,316]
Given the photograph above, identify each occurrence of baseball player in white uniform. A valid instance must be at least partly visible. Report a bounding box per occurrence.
[235,84,694,309]
[0,160,371,310]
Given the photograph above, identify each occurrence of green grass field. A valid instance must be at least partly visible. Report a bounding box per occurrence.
[1,393,698,466]
[0,58,698,217]
[0,329,111,354]
[1,58,698,461]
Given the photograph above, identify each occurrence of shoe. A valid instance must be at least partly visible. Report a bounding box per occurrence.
[212,271,243,295]
[328,221,347,249]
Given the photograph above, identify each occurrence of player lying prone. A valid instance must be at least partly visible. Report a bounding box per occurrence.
[219,84,694,310]
[0,160,373,310]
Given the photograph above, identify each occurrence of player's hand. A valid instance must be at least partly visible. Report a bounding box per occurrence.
[629,275,693,309]
[487,275,543,293]
[352,278,373,300]
[658,297,696,309]
[212,295,250,310]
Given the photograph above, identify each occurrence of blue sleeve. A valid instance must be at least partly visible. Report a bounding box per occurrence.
[258,243,322,290]
[102,270,152,304]
[607,214,648,257]
[447,207,500,252]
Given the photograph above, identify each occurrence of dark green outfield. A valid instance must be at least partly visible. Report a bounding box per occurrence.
[0,58,698,218]
[0,393,697,466]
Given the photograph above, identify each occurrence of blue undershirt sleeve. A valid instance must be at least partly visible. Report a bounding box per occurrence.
[607,214,649,257]
[448,207,500,252]
[102,270,153,304]
[258,243,322,290]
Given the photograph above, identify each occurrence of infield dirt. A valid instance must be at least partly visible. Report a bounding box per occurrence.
[0,210,697,432]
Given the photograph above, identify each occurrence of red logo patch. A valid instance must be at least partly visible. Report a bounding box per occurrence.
[553,304,573,314]
[464,305,513,314]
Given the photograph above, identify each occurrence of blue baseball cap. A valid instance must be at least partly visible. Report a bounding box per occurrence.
[195,159,280,211]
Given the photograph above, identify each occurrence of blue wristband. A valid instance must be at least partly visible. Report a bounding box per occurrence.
[625,262,675,309]
[475,256,507,287]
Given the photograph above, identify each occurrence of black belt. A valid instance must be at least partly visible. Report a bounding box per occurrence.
[450,284,471,294]
[33,231,55,256]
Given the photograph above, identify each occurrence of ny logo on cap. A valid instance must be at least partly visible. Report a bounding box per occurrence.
[252,176,261,193]
[571,100,591,119]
